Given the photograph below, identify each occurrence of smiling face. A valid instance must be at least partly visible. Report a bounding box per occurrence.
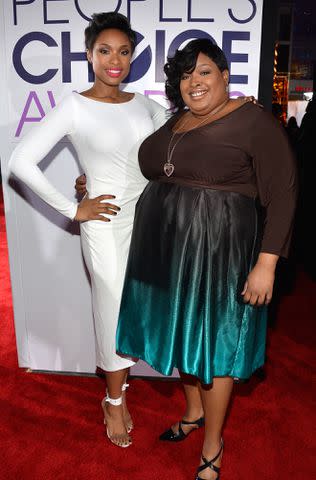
[87,28,132,88]
[180,52,229,117]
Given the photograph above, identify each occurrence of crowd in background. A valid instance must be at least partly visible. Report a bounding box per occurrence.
[284,97,316,281]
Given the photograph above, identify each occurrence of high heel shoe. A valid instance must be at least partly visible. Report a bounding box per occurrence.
[195,439,224,480]
[122,383,134,433]
[159,416,205,442]
[101,394,132,448]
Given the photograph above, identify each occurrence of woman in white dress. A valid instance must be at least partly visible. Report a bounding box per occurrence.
[9,12,166,448]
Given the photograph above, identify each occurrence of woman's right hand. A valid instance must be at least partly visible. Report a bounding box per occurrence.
[74,195,120,222]
[75,174,87,195]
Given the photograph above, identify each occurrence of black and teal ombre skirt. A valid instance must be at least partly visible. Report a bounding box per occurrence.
[116,181,267,384]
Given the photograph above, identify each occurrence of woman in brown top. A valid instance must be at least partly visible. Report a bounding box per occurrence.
[116,39,297,479]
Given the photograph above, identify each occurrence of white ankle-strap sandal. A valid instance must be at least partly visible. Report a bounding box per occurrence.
[101,394,131,448]
[105,394,123,406]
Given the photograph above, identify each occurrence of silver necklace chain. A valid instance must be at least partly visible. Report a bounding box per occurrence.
[163,98,230,177]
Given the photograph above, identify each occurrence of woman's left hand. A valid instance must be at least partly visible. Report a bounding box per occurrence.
[241,253,278,306]
[240,95,263,108]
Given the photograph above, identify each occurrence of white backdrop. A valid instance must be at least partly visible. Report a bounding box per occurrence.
[0,0,264,375]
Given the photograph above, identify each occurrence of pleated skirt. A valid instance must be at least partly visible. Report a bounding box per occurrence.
[116,181,267,384]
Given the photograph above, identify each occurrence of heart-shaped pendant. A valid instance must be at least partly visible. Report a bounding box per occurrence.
[163,162,175,177]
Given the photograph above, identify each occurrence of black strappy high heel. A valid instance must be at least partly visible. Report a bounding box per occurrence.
[159,416,205,442]
[196,439,224,479]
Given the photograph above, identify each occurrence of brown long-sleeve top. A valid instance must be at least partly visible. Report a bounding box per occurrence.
[138,102,297,258]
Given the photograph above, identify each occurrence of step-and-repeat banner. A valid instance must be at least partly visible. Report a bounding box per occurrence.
[0,0,263,375]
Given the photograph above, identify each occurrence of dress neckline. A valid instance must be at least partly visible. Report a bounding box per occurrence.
[170,100,253,134]
[74,91,137,105]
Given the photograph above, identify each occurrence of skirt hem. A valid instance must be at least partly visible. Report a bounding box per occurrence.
[96,358,136,372]
[117,349,265,385]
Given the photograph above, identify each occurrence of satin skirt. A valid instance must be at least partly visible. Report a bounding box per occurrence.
[116,181,267,384]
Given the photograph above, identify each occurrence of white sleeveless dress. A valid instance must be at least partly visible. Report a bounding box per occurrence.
[9,92,167,371]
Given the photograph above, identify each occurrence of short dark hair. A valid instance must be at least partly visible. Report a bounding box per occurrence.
[164,39,229,112]
[84,12,137,53]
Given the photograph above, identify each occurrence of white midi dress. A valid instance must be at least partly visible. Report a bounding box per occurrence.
[9,91,166,371]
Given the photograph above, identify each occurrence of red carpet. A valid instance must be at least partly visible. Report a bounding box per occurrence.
[0,189,315,480]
